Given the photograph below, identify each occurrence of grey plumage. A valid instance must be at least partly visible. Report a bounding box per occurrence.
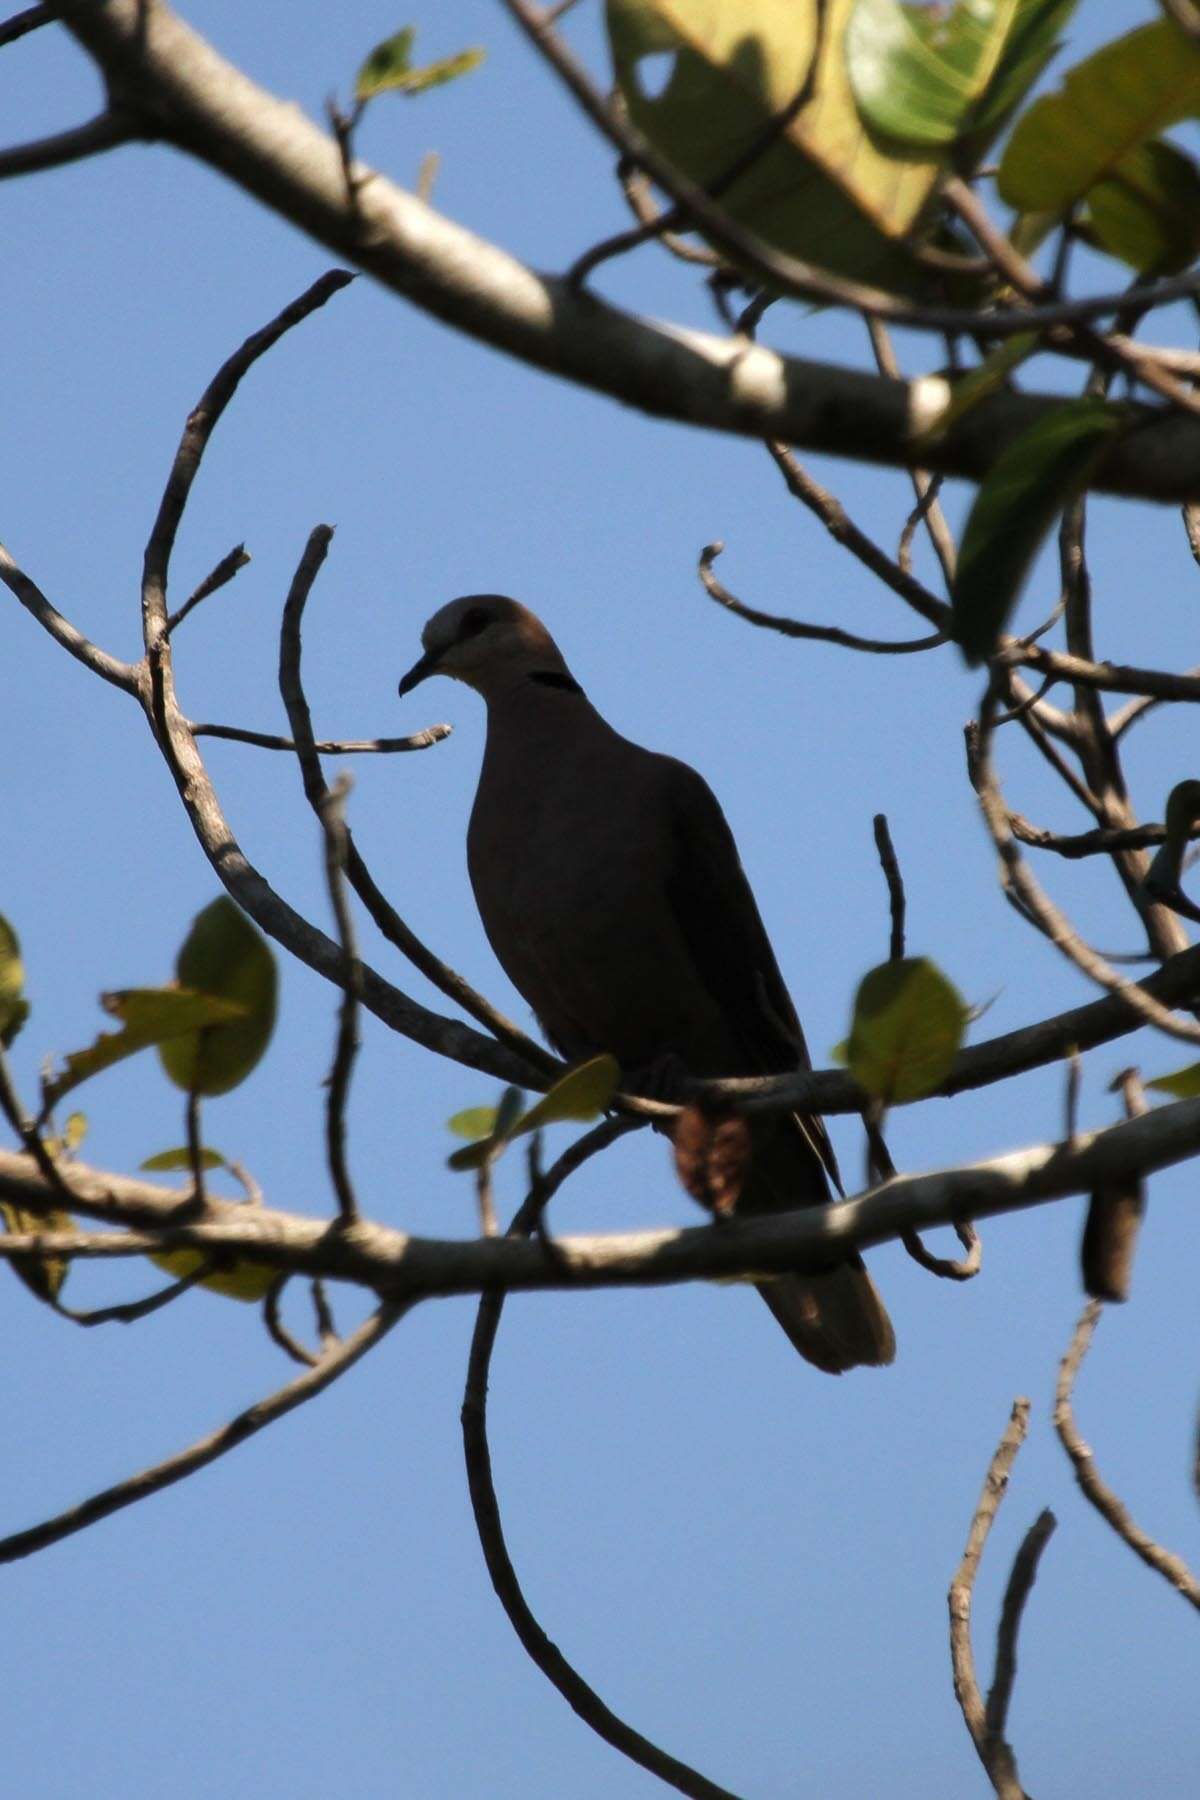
[399,595,894,1373]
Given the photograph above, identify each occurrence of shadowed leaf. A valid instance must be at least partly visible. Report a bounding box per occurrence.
[147,1247,278,1303]
[1085,139,1200,274]
[999,20,1200,216]
[952,400,1126,664]
[1143,778,1200,922]
[1081,1181,1143,1302]
[159,899,278,1097]
[845,956,968,1102]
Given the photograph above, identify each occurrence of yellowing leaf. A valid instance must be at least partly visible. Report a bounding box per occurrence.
[999,20,1200,215]
[447,1104,502,1142]
[139,1146,227,1172]
[159,899,277,1097]
[844,957,968,1102]
[1,1201,71,1304]
[606,0,945,293]
[447,1056,621,1172]
[148,1248,278,1303]
[1147,1062,1200,1099]
[43,987,247,1110]
[0,912,29,1048]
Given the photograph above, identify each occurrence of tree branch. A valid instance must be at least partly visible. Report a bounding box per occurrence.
[42,0,1200,502]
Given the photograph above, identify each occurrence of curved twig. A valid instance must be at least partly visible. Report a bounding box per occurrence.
[0,1299,405,1564]
[461,1120,736,1800]
[189,720,452,754]
[700,542,946,655]
[1055,1302,1200,1609]
[0,109,135,180]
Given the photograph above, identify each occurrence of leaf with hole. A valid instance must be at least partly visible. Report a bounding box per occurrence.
[606,0,947,294]
[158,899,278,1097]
[844,957,968,1102]
[952,400,1126,664]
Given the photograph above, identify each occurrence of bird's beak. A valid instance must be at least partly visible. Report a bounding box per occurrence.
[398,649,441,698]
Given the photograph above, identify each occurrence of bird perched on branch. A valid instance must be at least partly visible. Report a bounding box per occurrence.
[399,595,894,1373]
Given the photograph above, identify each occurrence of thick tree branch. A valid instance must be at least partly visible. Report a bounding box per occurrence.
[4,1093,1200,1297]
[44,0,1200,502]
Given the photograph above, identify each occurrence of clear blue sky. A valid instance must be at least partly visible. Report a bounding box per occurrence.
[3,4,1198,1796]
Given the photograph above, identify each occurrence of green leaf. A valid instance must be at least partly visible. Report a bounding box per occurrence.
[159,899,278,1097]
[356,27,484,100]
[912,331,1038,447]
[952,400,1126,664]
[846,0,1077,154]
[42,987,248,1111]
[844,957,968,1102]
[446,1105,501,1141]
[139,1146,228,1172]
[521,1056,622,1131]
[1,1201,71,1304]
[447,1055,621,1172]
[147,1248,277,1303]
[1147,1062,1200,1099]
[606,0,947,294]
[1085,139,1200,275]
[0,913,28,1048]
[999,20,1200,216]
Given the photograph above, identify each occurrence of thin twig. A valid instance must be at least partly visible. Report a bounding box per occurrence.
[984,1508,1057,1753]
[0,1300,406,1564]
[948,1398,1036,1800]
[0,543,138,693]
[0,4,50,48]
[0,109,135,180]
[460,1117,728,1800]
[873,814,905,963]
[165,543,251,634]
[1055,1302,1200,1608]
[190,720,452,754]
[53,1260,218,1328]
[700,543,946,654]
[263,1274,320,1367]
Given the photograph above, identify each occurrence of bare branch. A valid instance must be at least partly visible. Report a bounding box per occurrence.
[0,1299,405,1564]
[317,775,362,1225]
[873,813,906,962]
[0,543,138,693]
[461,1127,735,1800]
[0,4,51,48]
[949,1398,1037,1800]
[165,542,250,634]
[984,1509,1057,1756]
[700,542,946,654]
[0,109,135,180]
[189,720,452,754]
[1056,1303,1200,1608]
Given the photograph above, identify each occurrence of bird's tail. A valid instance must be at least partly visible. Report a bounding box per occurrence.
[756,1261,895,1374]
[742,1113,896,1374]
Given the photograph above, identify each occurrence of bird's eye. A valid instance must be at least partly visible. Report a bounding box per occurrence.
[459,608,491,639]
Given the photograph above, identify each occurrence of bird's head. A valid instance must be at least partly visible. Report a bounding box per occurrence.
[398,595,573,699]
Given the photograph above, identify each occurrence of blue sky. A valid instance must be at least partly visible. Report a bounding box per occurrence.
[2,3,1199,1795]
